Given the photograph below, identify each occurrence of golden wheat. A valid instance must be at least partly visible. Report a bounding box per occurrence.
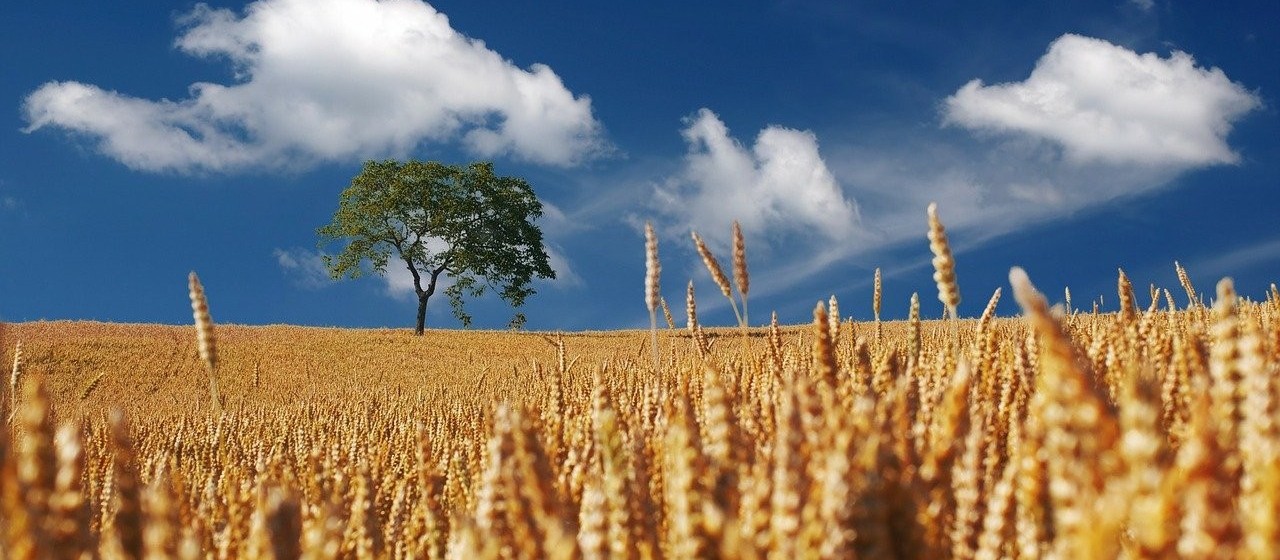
[927,202,961,319]
[0,204,1276,560]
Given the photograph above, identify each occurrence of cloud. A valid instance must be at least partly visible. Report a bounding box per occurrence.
[382,261,425,299]
[654,108,861,247]
[22,0,607,173]
[0,180,20,213]
[291,233,576,299]
[542,243,583,288]
[273,245,442,299]
[686,34,1262,309]
[1128,0,1155,12]
[944,34,1260,169]
[1191,237,1280,282]
[274,248,333,289]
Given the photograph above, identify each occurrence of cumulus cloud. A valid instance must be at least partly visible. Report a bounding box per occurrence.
[22,0,607,173]
[655,108,860,247]
[944,34,1260,169]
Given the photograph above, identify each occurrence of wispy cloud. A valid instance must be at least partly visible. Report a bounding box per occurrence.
[542,243,583,288]
[273,248,333,289]
[0,180,20,213]
[1189,237,1280,286]
[1128,0,1156,12]
[22,0,608,173]
[283,233,579,300]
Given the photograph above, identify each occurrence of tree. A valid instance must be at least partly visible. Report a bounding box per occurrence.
[319,160,555,334]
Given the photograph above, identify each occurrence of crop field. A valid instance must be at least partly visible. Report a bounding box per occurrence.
[2,255,1279,558]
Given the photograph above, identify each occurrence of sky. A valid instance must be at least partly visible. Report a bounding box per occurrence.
[1,0,1277,330]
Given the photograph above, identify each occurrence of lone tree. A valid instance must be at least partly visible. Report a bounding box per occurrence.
[319,159,555,334]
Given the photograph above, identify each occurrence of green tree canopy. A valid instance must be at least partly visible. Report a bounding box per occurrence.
[318,159,555,334]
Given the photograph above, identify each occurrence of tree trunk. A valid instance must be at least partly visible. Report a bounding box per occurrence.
[415,294,429,335]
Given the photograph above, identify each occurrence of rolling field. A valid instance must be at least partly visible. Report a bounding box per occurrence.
[3,268,1279,559]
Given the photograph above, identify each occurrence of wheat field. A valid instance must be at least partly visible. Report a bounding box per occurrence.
[2,235,1279,558]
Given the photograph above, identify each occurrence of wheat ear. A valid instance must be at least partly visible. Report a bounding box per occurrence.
[691,231,743,327]
[53,424,92,558]
[732,222,752,360]
[909,292,921,367]
[732,221,749,326]
[8,341,22,421]
[109,409,143,559]
[813,302,838,388]
[1010,267,1122,557]
[927,203,961,320]
[644,223,661,372]
[1118,268,1137,324]
[1175,261,1199,309]
[188,272,222,416]
[827,295,841,350]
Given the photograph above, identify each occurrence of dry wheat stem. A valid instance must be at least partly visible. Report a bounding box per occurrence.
[873,268,883,321]
[928,203,961,321]
[644,223,661,372]
[1176,261,1199,310]
[733,221,749,328]
[187,272,221,416]
[9,341,22,420]
[659,297,675,330]
[691,231,744,328]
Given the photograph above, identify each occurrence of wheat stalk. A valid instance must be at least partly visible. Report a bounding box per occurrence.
[659,297,675,330]
[827,295,841,351]
[928,203,961,320]
[109,409,143,559]
[1175,261,1199,309]
[691,231,744,328]
[8,341,22,421]
[187,272,222,416]
[909,292,922,366]
[79,372,105,401]
[813,302,838,388]
[644,223,661,372]
[52,424,92,558]
[732,221,749,327]
[1118,268,1137,324]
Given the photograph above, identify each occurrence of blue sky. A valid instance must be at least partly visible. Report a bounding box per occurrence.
[2,0,1277,330]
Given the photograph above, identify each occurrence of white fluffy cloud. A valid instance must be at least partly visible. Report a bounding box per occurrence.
[944,34,1260,168]
[655,108,859,247]
[22,0,606,173]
